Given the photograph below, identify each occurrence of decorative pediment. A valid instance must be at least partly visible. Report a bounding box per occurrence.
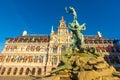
[58,16,67,28]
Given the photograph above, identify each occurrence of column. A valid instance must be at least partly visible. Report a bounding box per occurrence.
[10,67,14,75]
[35,67,38,76]
[16,67,20,76]
[22,67,27,76]
[0,67,4,75]
[4,67,9,76]
[41,66,45,75]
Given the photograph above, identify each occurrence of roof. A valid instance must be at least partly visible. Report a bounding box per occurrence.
[6,34,50,43]
[84,35,113,40]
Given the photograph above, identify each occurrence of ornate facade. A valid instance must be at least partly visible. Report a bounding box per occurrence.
[0,16,120,76]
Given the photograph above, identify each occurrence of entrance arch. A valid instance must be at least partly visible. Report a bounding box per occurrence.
[7,67,12,75]
[1,67,6,75]
[25,68,30,75]
[52,56,57,65]
[51,67,56,71]
[32,68,35,75]
[38,68,42,75]
[13,67,18,75]
[19,67,23,75]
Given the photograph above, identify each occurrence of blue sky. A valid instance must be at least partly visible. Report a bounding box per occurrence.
[0,0,120,52]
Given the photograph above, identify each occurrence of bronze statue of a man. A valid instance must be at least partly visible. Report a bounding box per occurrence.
[65,6,86,52]
[65,6,77,20]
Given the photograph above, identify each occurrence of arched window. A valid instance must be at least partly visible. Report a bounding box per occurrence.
[11,56,15,62]
[94,40,98,44]
[8,56,11,62]
[6,56,11,62]
[89,40,93,44]
[52,56,57,65]
[38,68,42,75]
[34,56,38,62]
[31,46,35,51]
[5,46,9,51]
[103,40,108,44]
[36,46,40,51]
[61,45,66,52]
[0,56,4,62]
[38,56,43,63]
[53,46,57,53]
[1,67,6,75]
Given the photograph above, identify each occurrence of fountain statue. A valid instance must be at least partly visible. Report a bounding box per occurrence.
[41,7,120,80]
[44,7,87,77]
[65,6,86,52]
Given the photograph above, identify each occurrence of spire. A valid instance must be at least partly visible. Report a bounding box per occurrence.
[22,30,27,36]
[59,16,66,27]
[51,25,54,34]
[61,16,64,21]
[97,31,102,37]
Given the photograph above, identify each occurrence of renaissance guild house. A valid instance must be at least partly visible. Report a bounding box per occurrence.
[0,16,120,76]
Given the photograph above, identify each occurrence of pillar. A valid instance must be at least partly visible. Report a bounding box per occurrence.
[35,67,38,76]
[10,67,14,75]
[22,67,27,75]
[16,67,20,76]
[4,67,9,76]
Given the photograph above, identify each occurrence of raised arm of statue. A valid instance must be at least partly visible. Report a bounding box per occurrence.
[65,7,69,13]
[65,6,77,20]
[79,23,86,30]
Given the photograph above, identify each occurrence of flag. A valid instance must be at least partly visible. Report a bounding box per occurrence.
[15,56,19,60]
[27,55,30,59]
[32,37,35,42]
[15,45,18,49]
[98,45,102,50]
[22,56,25,60]
[108,45,113,51]
[38,56,43,62]
[11,56,14,61]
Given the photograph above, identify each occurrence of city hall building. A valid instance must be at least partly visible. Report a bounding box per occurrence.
[0,16,120,76]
